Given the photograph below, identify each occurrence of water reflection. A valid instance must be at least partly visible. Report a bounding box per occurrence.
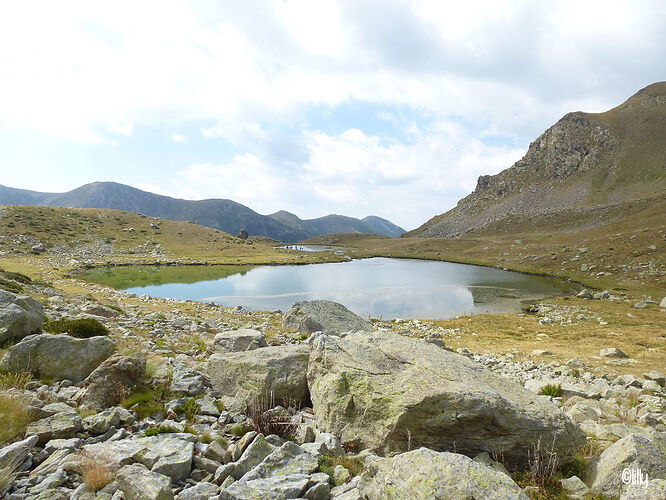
[83,258,574,320]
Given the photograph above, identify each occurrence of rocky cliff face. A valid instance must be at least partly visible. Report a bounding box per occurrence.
[409,82,666,238]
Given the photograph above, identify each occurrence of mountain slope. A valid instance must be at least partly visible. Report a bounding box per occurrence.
[0,182,404,242]
[408,82,666,238]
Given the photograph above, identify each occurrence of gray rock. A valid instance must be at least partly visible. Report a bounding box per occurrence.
[78,353,145,408]
[236,434,277,473]
[620,478,666,499]
[175,482,218,500]
[137,436,195,482]
[220,474,311,500]
[0,434,38,468]
[282,300,372,336]
[660,297,666,308]
[80,304,119,318]
[116,463,174,500]
[315,432,344,457]
[358,448,528,499]
[80,439,148,469]
[26,412,83,444]
[208,345,310,408]
[30,469,67,494]
[0,289,46,344]
[585,432,666,497]
[168,359,209,396]
[600,347,629,358]
[213,329,267,352]
[308,331,585,469]
[333,465,351,485]
[83,407,123,435]
[560,475,590,499]
[0,333,115,382]
[643,371,666,387]
[243,441,319,481]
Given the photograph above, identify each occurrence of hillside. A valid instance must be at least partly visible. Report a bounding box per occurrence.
[408,82,666,238]
[0,182,404,243]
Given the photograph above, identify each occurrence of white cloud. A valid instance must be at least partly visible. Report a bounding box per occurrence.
[174,125,524,229]
[0,1,663,226]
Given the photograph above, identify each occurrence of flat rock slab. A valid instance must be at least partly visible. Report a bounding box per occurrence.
[116,463,174,500]
[282,300,372,336]
[213,328,267,352]
[137,436,195,482]
[208,344,310,408]
[0,333,115,382]
[359,448,529,499]
[26,413,83,444]
[308,331,585,469]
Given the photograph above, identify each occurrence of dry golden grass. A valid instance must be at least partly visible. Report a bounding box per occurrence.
[0,371,32,391]
[0,395,34,445]
[80,460,113,492]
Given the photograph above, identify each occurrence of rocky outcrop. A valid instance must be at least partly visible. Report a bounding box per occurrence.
[0,289,46,344]
[77,353,146,408]
[213,328,267,352]
[358,448,529,499]
[283,300,372,336]
[307,330,585,468]
[208,344,310,409]
[584,432,666,497]
[0,333,115,382]
[169,359,209,396]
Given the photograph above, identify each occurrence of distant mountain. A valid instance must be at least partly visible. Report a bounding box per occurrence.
[407,82,666,238]
[0,182,404,243]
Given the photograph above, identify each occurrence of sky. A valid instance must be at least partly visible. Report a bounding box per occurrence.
[0,1,665,230]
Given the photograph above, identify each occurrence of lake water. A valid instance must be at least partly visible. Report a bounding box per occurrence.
[81,258,574,319]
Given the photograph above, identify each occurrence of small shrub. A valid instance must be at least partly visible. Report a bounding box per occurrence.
[122,383,172,420]
[42,318,109,338]
[81,460,113,492]
[214,400,225,413]
[228,423,248,437]
[2,271,31,284]
[539,384,562,398]
[571,369,580,378]
[0,279,22,294]
[246,394,299,439]
[513,438,562,498]
[144,424,180,437]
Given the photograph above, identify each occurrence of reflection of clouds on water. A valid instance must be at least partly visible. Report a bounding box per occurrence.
[123,258,571,320]
[205,286,477,320]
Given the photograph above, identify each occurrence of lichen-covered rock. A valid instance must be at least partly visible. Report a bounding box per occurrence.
[308,331,585,469]
[137,435,195,482]
[176,481,219,500]
[208,344,310,408]
[0,289,46,344]
[116,463,174,500]
[282,300,372,336]
[213,328,267,352]
[169,359,209,396]
[77,353,145,408]
[358,448,529,499]
[0,435,38,475]
[0,333,114,382]
[620,478,666,499]
[585,432,666,497]
[26,412,83,444]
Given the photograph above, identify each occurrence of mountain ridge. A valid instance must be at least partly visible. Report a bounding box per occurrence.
[407,82,666,238]
[0,182,405,243]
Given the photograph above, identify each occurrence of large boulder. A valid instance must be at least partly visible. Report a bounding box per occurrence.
[307,331,585,469]
[0,289,46,344]
[359,448,529,499]
[282,300,372,336]
[169,359,209,396]
[208,344,310,409]
[26,412,83,444]
[0,333,115,382]
[213,328,267,352]
[584,432,666,497]
[77,353,146,408]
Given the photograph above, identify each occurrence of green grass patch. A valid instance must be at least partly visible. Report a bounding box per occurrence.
[42,318,109,338]
[0,370,32,390]
[122,383,173,420]
[539,384,562,398]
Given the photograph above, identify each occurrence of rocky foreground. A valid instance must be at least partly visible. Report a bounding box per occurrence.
[0,280,665,499]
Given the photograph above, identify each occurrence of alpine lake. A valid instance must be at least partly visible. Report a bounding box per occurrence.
[80,252,576,320]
